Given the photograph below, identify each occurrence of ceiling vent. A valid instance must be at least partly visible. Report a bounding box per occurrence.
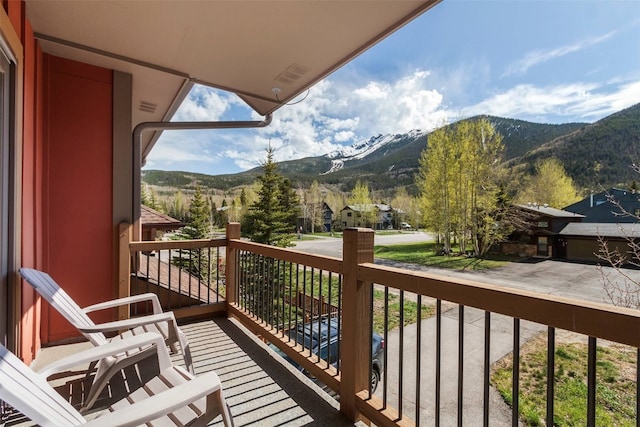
[274,63,310,86]
[139,101,157,114]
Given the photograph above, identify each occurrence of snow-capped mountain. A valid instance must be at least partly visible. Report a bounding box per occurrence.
[323,130,427,175]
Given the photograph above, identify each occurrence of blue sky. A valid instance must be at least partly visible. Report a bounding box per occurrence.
[145,0,640,176]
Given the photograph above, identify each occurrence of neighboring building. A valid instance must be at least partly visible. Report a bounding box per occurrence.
[502,204,584,258]
[564,188,640,223]
[341,204,394,230]
[297,202,334,232]
[559,223,640,263]
[141,205,183,241]
[322,202,334,232]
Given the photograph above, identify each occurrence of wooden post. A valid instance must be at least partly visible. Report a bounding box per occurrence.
[225,223,241,307]
[117,222,131,321]
[340,227,374,422]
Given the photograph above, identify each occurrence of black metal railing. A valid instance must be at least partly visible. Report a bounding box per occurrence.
[129,238,227,315]
[123,225,640,427]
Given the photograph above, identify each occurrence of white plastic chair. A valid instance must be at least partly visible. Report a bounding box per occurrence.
[19,267,194,411]
[0,332,233,426]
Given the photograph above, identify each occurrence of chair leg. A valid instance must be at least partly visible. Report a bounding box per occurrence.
[178,330,195,374]
[218,390,234,427]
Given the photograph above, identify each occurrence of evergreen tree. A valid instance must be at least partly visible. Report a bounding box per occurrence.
[186,186,211,238]
[239,146,300,324]
[240,188,247,207]
[242,146,299,247]
[141,183,151,207]
[171,186,213,280]
[211,201,219,227]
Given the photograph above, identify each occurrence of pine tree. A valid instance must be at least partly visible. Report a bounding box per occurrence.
[171,186,213,280]
[242,146,299,247]
[239,146,300,324]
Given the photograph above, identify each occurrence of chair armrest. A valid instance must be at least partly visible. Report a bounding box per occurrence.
[82,371,222,427]
[76,312,176,334]
[82,293,162,315]
[36,332,173,378]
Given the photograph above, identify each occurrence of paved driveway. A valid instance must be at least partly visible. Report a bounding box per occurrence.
[295,232,637,305]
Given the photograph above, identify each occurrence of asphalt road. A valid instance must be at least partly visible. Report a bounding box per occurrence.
[292,231,640,425]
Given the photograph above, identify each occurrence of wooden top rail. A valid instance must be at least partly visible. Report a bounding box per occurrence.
[129,238,226,252]
[359,262,640,348]
[228,239,343,273]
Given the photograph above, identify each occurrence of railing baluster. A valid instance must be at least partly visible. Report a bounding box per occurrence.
[587,336,597,427]
[547,326,555,427]
[484,311,491,427]
[215,246,219,303]
[167,249,173,310]
[311,267,315,326]
[383,286,389,409]
[293,263,299,344]
[416,294,422,426]
[398,289,404,420]
[436,298,442,427]
[241,250,247,310]
[252,252,258,318]
[302,266,307,332]
[458,305,464,427]
[336,274,342,373]
[368,281,374,398]
[279,259,284,332]
[512,318,520,427]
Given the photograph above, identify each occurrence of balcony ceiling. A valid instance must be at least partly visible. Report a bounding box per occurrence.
[26,1,440,123]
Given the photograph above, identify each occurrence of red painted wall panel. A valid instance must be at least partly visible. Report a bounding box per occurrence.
[42,54,113,343]
[7,0,22,40]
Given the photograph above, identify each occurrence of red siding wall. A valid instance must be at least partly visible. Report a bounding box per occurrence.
[41,55,113,343]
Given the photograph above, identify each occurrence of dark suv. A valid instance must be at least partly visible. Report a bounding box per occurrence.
[270,317,385,392]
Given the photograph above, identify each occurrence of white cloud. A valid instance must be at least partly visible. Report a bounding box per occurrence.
[463,79,640,122]
[174,85,232,121]
[503,31,616,77]
[146,63,640,176]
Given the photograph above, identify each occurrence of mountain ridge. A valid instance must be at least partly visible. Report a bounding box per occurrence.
[143,103,640,195]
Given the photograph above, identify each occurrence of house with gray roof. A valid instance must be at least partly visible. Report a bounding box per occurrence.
[340,204,394,230]
[502,203,584,258]
[563,188,640,223]
[558,223,640,263]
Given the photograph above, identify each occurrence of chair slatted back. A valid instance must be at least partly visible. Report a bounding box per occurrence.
[19,268,108,346]
[0,345,85,426]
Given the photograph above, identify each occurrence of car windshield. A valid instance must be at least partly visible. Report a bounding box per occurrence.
[290,318,338,352]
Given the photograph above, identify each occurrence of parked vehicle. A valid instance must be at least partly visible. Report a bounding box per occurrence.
[270,317,384,392]
[399,222,412,230]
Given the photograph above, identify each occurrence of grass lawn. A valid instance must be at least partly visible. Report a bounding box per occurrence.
[491,333,637,426]
[374,241,516,270]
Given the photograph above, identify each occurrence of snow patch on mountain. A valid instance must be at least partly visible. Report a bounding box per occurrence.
[321,130,426,175]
